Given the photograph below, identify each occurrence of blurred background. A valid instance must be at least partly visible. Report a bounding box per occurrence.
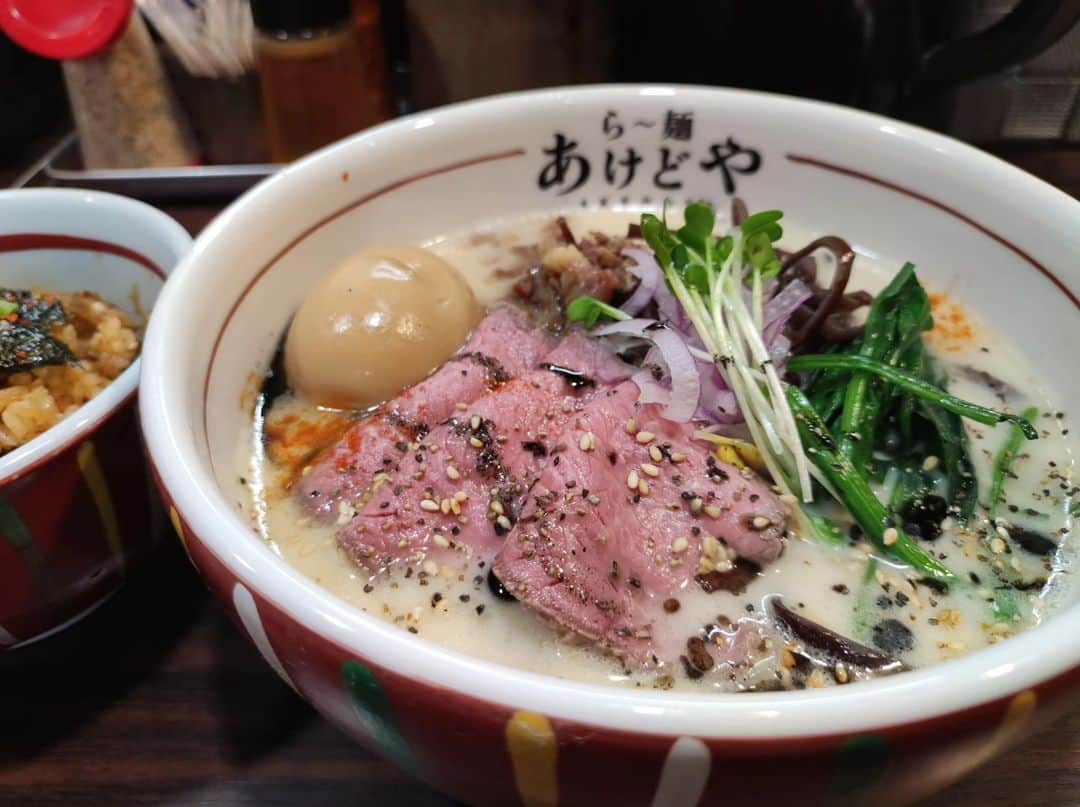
[3,0,1080,196]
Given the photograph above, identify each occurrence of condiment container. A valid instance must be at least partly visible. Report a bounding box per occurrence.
[0,0,198,169]
[252,0,393,163]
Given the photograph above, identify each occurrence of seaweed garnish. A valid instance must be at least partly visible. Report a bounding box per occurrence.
[0,323,75,373]
[0,289,66,329]
[0,290,74,374]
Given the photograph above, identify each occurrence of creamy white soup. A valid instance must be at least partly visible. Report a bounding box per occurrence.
[239,209,1076,693]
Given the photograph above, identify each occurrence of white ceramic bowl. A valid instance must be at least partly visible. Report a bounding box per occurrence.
[0,188,190,647]
[140,86,1080,806]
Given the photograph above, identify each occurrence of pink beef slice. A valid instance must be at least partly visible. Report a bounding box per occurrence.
[491,381,789,664]
[336,331,633,572]
[296,306,555,519]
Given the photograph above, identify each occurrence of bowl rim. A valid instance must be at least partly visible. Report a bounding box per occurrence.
[141,84,1080,739]
[0,188,191,486]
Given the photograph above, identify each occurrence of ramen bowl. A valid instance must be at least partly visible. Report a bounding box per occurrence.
[0,188,190,648]
[140,86,1080,806]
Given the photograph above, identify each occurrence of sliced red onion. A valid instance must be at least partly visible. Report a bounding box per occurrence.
[655,280,690,332]
[763,278,813,349]
[632,368,671,405]
[594,318,699,421]
[619,248,663,316]
[769,333,792,369]
[629,248,688,330]
[695,360,742,425]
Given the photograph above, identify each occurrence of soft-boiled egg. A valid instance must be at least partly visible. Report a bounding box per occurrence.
[284,246,480,409]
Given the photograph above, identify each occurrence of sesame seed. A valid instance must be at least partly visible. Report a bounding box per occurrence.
[922,455,940,472]
[419,499,440,512]
[641,463,660,477]
[649,445,663,462]
[702,535,722,559]
[496,515,512,531]
[689,497,703,515]
[883,527,898,546]
[440,498,452,515]
[780,648,796,669]
[579,432,595,452]
[625,418,638,435]
[587,494,601,505]
[635,431,655,444]
[995,524,1010,541]
[454,491,468,502]
[671,537,689,554]
[450,499,461,515]
[490,499,505,515]
[670,452,687,463]
[469,437,484,449]
[990,537,1007,554]
[627,470,640,490]
[470,415,481,431]
[422,560,439,576]
[751,515,771,530]
[455,402,468,411]
[834,663,849,684]
[638,479,650,496]
[432,534,450,549]
[446,465,461,480]
[703,505,721,519]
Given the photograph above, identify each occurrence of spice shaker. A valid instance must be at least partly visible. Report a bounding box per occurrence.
[252,0,393,163]
[0,0,198,169]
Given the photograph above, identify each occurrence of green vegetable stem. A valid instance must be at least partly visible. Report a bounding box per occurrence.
[787,386,955,581]
[787,354,1039,439]
[987,406,1039,519]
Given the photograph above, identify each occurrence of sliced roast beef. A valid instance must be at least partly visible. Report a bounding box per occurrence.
[491,381,788,663]
[336,332,632,572]
[296,306,555,518]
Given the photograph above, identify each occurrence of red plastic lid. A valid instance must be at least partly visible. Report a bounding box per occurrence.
[0,0,133,60]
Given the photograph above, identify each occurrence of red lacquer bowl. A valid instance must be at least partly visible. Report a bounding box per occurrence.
[141,87,1080,805]
[0,189,190,648]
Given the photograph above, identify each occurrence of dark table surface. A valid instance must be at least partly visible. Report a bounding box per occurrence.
[1,142,1079,807]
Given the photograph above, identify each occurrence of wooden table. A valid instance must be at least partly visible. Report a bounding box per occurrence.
[2,149,1078,806]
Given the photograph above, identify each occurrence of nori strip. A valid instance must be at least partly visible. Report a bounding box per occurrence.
[0,289,66,329]
[0,322,75,373]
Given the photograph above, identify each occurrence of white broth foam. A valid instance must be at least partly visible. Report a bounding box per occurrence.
[239,210,1076,692]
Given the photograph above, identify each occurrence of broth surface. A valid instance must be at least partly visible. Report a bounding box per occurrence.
[241,210,1077,691]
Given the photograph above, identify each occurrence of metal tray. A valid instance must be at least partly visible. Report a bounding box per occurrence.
[25,133,279,199]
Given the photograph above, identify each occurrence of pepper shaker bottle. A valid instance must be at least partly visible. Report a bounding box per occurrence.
[0,0,198,169]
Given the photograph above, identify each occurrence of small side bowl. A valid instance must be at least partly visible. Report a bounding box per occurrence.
[0,188,191,648]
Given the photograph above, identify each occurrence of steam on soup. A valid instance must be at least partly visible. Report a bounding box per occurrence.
[239,202,1075,693]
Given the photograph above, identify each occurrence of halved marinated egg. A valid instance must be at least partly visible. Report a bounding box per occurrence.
[284,246,480,409]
